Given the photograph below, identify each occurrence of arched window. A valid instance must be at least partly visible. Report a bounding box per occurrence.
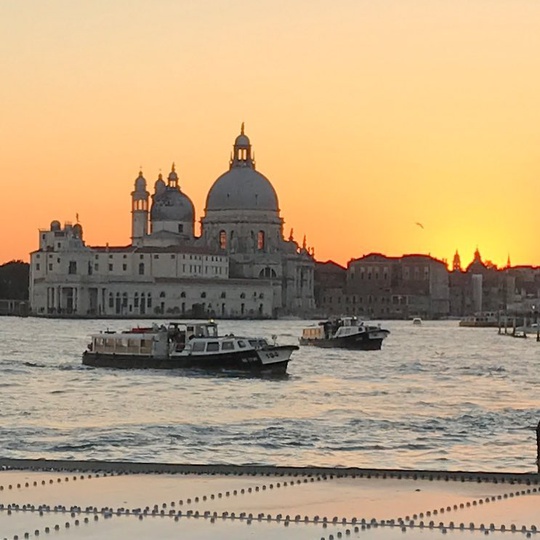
[240,292,246,299]
[219,230,227,249]
[201,292,206,298]
[257,231,265,250]
[180,291,186,298]
[159,291,166,298]
[258,267,277,279]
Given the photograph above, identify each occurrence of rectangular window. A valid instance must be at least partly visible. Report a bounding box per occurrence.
[222,341,234,351]
[95,264,99,271]
[48,264,53,271]
[206,342,219,352]
[154,255,159,259]
[109,264,113,271]
[36,264,40,271]
[68,261,77,274]
[192,342,205,352]
[122,264,127,271]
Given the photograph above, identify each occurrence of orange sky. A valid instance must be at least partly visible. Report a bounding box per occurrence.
[1,0,539,268]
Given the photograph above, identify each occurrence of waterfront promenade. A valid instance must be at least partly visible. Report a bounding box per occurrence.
[1,459,538,539]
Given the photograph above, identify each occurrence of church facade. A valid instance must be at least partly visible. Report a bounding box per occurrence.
[29,127,315,318]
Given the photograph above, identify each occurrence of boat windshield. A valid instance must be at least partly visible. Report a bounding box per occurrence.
[248,339,269,349]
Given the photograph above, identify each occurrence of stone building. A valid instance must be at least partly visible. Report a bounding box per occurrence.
[29,127,315,318]
[316,253,450,319]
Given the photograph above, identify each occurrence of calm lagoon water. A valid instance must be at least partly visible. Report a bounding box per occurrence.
[0,318,538,472]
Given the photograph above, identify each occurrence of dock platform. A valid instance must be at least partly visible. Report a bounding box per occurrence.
[0,460,538,539]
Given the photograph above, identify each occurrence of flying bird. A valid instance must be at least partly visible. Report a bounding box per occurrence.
[415,222,424,229]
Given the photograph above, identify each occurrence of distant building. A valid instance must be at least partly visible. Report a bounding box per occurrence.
[316,253,450,319]
[314,261,346,310]
[29,127,315,318]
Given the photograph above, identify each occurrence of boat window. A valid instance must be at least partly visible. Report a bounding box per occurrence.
[237,340,246,348]
[206,342,219,352]
[222,341,234,351]
[248,339,258,348]
[258,339,268,348]
[192,341,205,352]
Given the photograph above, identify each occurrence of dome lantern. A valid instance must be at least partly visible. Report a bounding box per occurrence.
[230,122,253,169]
[167,163,179,188]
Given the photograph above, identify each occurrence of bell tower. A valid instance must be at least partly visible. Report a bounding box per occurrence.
[131,170,149,246]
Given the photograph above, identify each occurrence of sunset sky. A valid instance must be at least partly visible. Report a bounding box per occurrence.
[1,0,539,268]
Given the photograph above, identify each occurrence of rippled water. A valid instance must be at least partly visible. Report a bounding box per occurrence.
[0,318,538,472]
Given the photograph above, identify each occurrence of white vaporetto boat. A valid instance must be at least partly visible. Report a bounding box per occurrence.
[83,321,298,375]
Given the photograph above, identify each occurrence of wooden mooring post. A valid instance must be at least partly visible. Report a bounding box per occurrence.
[537,420,540,473]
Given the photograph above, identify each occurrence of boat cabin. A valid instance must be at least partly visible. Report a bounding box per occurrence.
[180,336,269,355]
[88,330,170,359]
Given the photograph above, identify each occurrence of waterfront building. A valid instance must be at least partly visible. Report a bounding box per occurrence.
[317,253,450,319]
[29,127,315,318]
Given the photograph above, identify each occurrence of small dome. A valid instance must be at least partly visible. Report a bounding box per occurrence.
[205,167,279,212]
[168,166,178,183]
[50,220,61,231]
[151,186,195,223]
[154,174,166,196]
[234,133,250,147]
[134,171,146,192]
[73,223,83,239]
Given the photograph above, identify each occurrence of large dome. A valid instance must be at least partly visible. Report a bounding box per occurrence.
[205,126,279,212]
[206,167,279,212]
[151,187,195,222]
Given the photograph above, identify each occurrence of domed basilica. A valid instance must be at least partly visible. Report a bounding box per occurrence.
[30,126,315,318]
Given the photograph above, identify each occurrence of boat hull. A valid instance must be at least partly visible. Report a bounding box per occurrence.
[82,345,297,375]
[299,332,387,350]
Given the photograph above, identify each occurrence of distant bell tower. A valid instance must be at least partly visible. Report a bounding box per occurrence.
[131,170,149,246]
[452,250,462,272]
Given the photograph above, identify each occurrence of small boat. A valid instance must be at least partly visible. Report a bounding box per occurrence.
[82,321,297,375]
[459,312,499,328]
[299,316,390,350]
[412,317,422,326]
[515,323,540,335]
